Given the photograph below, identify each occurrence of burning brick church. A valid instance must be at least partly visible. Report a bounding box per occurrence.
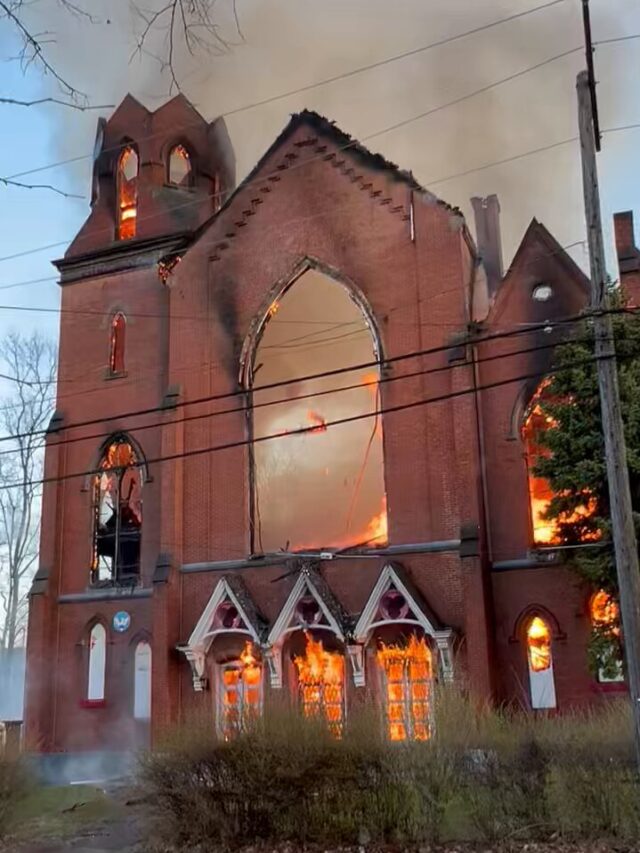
[24,94,631,756]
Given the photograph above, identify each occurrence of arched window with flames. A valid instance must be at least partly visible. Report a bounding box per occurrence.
[168,144,192,187]
[525,615,557,709]
[590,591,624,683]
[522,381,596,545]
[117,145,138,240]
[294,633,345,736]
[249,267,387,553]
[217,642,263,740]
[92,436,143,584]
[377,634,433,741]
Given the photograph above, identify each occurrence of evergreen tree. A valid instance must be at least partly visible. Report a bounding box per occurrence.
[531,303,640,677]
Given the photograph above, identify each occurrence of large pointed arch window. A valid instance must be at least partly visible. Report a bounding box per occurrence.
[92,436,143,584]
[522,381,596,545]
[377,633,433,741]
[249,268,387,552]
[117,145,138,240]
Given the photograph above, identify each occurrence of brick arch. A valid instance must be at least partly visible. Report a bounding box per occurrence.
[82,431,150,491]
[238,255,385,389]
[511,604,566,643]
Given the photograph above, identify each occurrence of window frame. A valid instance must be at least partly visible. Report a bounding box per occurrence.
[91,436,143,586]
[167,143,193,188]
[376,633,434,742]
[215,651,263,740]
[86,622,107,704]
[116,144,139,241]
[525,615,557,710]
[108,311,127,376]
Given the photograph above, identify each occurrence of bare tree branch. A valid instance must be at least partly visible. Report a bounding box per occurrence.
[130,0,244,94]
[0,96,114,109]
[0,177,84,198]
[0,0,86,100]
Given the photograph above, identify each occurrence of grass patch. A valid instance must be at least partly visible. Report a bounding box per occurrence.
[7,783,120,842]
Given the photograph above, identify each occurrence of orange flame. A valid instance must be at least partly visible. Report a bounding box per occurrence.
[221,641,262,739]
[306,410,327,433]
[591,590,620,635]
[294,633,344,735]
[527,617,551,672]
[267,301,280,318]
[362,496,388,545]
[377,634,432,741]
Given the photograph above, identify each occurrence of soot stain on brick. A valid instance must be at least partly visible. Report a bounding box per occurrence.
[212,273,242,378]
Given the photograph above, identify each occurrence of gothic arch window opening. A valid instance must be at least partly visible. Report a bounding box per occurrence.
[293,631,345,736]
[109,312,126,374]
[525,615,557,709]
[248,266,387,553]
[168,144,192,187]
[134,641,152,719]
[376,633,433,742]
[87,623,106,702]
[92,436,143,584]
[117,145,138,240]
[217,641,263,740]
[522,381,596,545]
[590,591,624,683]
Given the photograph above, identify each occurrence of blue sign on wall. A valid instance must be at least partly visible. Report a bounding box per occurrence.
[112,611,131,633]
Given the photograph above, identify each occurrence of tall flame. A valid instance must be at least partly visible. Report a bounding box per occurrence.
[377,634,432,741]
[221,641,262,740]
[294,633,344,735]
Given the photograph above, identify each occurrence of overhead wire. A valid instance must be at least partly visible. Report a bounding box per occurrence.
[0,43,588,265]
[3,0,571,183]
[0,330,617,461]
[1,348,631,493]
[0,303,634,450]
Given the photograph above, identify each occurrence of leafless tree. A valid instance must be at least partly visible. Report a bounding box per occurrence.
[131,0,244,93]
[0,332,56,649]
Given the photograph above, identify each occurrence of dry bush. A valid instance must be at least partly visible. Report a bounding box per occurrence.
[139,693,640,849]
[141,706,460,848]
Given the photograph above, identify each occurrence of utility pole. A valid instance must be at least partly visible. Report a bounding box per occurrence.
[577,70,640,771]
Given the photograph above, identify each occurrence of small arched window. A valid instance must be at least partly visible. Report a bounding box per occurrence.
[590,591,624,683]
[168,144,192,187]
[134,641,152,719]
[92,436,143,584]
[117,145,138,240]
[109,312,126,375]
[525,616,557,709]
[87,623,107,702]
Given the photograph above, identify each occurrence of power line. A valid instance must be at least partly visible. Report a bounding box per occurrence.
[0,305,632,448]
[1,350,626,493]
[0,44,586,265]
[4,0,570,184]
[0,333,605,460]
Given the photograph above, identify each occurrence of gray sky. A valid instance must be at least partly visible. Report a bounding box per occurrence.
[1,0,640,342]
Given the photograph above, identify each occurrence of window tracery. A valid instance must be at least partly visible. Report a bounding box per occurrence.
[92,437,143,584]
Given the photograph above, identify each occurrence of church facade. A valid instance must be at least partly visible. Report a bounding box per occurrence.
[24,94,627,755]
